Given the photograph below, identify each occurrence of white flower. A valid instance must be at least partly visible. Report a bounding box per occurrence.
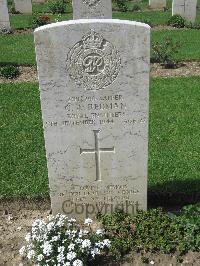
[47,221,55,231]
[83,230,89,235]
[91,247,100,258]
[32,219,46,228]
[25,233,31,242]
[150,260,155,265]
[42,241,53,256]
[63,263,70,266]
[58,246,65,253]
[96,229,104,236]
[56,219,65,227]
[96,241,104,249]
[68,218,76,223]
[51,235,60,242]
[57,251,65,263]
[84,218,93,225]
[73,259,83,266]
[68,243,75,251]
[37,254,44,262]
[75,238,83,244]
[65,230,71,236]
[102,239,111,248]
[27,249,35,260]
[66,251,76,261]
[82,239,91,249]
[19,246,26,256]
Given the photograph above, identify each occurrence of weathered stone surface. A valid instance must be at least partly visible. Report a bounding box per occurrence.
[149,0,166,9]
[0,0,10,31]
[14,0,32,14]
[32,0,45,3]
[172,0,197,22]
[72,0,112,19]
[34,19,150,219]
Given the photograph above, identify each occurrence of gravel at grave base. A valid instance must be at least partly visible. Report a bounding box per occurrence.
[0,62,200,85]
[0,200,200,266]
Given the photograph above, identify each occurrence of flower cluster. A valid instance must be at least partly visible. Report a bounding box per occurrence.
[19,214,111,266]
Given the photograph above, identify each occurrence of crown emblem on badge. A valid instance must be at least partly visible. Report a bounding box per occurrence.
[67,29,121,90]
[82,30,103,49]
[82,0,100,7]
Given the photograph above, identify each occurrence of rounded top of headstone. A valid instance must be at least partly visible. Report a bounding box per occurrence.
[34,19,151,33]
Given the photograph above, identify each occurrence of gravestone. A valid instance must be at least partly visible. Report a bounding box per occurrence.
[0,0,10,31]
[14,0,32,14]
[32,0,45,3]
[33,0,45,3]
[72,0,112,19]
[34,19,150,219]
[172,0,197,22]
[149,0,166,9]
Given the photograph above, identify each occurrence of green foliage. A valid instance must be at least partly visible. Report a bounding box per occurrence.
[176,204,200,252]
[132,4,141,12]
[140,19,153,27]
[151,37,181,68]
[48,0,66,14]
[9,4,20,14]
[32,15,51,28]
[115,0,128,12]
[185,22,200,30]
[0,65,20,79]
[167,15,186,28]
[98,206,200,258]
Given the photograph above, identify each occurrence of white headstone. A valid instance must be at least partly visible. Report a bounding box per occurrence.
[34,19,150,219]
[33,0,45,3]
[0,0,10,31]
[149,0,166,9]
[172,0,197,22]
[14,0,32,14]
[72,0,112,19]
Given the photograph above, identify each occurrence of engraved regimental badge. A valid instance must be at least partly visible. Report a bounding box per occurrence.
[82,0,100,7]
[66,30,121,90]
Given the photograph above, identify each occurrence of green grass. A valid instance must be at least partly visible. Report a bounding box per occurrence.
[0,83,48,198]
[9,9,200,30]
[149,77,200,195]
[10,13,73,30]
[8,0,200,30]
[152,30,200,61]
[0,29,199,66]
[0,77,200,198]
[0,34,35,65]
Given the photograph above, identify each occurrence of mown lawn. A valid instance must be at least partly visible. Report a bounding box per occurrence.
[0,29,199,65]
[0,77,200,198]
[7,0,200,30]
[9,9,200,30]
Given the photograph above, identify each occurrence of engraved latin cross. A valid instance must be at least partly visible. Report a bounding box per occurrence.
[180,0,187,12]
[80,130,115,181]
